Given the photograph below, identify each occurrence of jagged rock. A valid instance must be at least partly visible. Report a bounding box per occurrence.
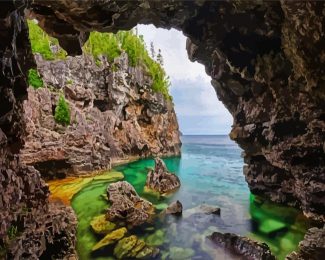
[165,200,183,216]
[20,54,181,179]
[106,181,155,227]
[90,215,116,235]
[286,227,325,260]
[208,232,276,260]
[145,158,180,194]
[92,227,127,251]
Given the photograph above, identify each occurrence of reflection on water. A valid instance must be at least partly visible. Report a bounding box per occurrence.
[71,135,309,260]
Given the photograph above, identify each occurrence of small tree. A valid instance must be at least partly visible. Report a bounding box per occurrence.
[54,94,70,125]
[156,49,164,66]
[150,42,156,59]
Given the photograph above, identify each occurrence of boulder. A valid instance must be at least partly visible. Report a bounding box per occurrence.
[92,227,127,251]
[106,181,155,227]
[208,232,275,260]
[145,157,180,194]
[183,204,221,218]
[165,200,183,215]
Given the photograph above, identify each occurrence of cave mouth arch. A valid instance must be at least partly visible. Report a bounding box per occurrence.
[27,0,324,221]
[0,1,324,259]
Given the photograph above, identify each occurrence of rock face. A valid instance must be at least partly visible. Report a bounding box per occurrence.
[0,2,76,259]
[209,232,276,260]
[20,53,181,179]
[286,227,325,260]
[106,181,155,227]
[146,157,181,194]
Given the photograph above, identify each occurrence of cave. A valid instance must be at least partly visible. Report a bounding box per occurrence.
[0,0,324,259]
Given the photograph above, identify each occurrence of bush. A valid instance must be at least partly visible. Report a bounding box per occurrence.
[54,95,71,126]
[28,68,43,89]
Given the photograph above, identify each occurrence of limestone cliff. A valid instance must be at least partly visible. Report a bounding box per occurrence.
[20,53,181,179]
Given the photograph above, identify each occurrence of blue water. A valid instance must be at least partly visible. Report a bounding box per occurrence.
[72,135,309,259]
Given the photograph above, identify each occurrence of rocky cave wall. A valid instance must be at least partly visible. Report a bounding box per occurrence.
[0,0,324,258]
[0,1,76,258]
[30,0,325,222]
[20,52,181,179]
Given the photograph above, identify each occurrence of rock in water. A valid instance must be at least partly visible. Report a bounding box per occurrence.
[106,181,154,227]
[208,232,276,260]
[90,214,116,235]
[92,227,127,251]
[146,157,180,194]
[165,200,183,215]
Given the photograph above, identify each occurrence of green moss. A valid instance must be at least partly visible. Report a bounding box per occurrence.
[27,20,67,60]
[28,68,43,89]
[54,95,71,126]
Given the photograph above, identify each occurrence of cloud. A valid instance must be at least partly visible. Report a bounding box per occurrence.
[137,24,232,134]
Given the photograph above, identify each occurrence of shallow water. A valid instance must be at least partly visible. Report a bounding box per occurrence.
[71,135,309,259]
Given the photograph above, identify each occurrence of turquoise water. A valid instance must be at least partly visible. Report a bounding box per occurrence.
[72,135,309,259]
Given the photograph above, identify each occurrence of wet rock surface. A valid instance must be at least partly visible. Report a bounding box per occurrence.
[146,157,181,194]
[165,200,183,216]
[20,54,181,179]
[208,232,276,260]
[106,181,155,227]
[286,227,325,260]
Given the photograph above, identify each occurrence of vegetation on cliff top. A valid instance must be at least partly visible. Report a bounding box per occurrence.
[28,20,171,99]
[28,20,67,60]
[54,95,71,126]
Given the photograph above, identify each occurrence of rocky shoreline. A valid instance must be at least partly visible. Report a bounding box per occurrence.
[20,53,181,179]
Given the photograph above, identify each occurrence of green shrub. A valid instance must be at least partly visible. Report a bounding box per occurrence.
[28,68,43,89]
[28,20,67,60]
[7,225,18,240]
[54,95,71,126]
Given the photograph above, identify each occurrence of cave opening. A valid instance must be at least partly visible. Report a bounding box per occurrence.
[1,1,324,259]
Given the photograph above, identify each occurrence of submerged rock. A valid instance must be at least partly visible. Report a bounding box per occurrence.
[90,214,116,235]
[92,227,127,251]
[114,235,159,259]
[145,229,165,247]
[145,157,180,194]
[183,204,221,219]
[208,232,275,260]
[165,200,183,215]
[106,181,155,227]
[169,247,195,260]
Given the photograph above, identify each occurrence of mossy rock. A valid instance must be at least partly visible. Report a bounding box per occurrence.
[155,203,169,210]
[90,215,116,235]
[136,246,159,259]
[128,239,146,258]
[114,235,138,259]
[169,247,195,260]
[92,227,127,251]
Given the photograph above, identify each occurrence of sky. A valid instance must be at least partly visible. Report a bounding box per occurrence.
[137,25,233,135]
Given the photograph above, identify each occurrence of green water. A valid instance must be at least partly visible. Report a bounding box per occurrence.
[71,136,309,259]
